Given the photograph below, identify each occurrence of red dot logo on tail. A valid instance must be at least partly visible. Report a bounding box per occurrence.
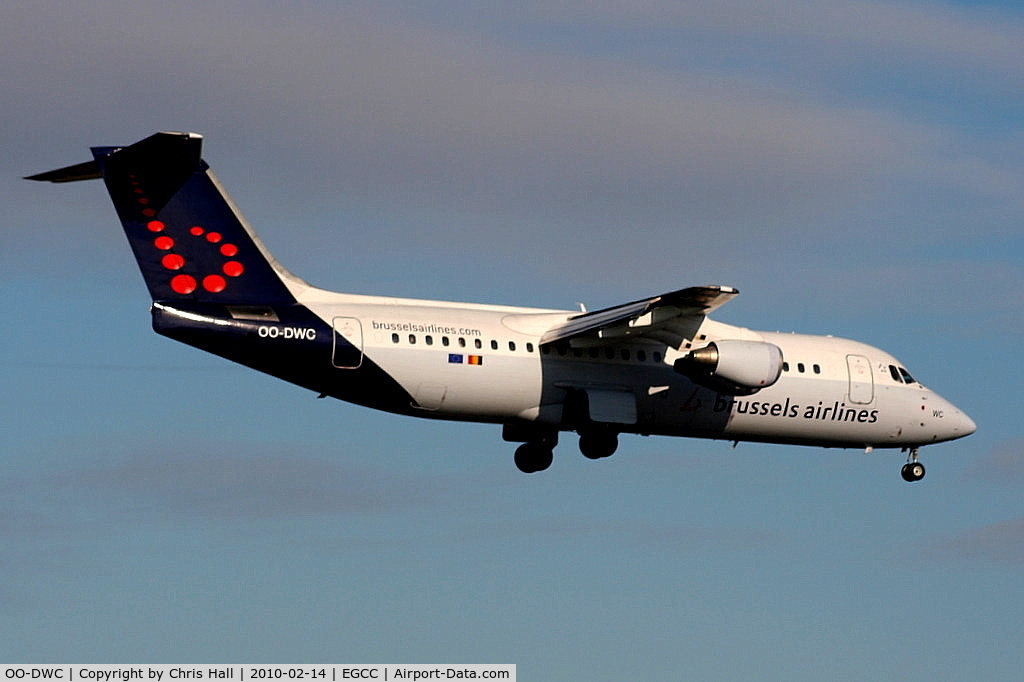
[147,219,247,296]
[170,274,197,295]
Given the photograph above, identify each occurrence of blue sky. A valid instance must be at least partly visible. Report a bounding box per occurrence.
[1,0,1022,677]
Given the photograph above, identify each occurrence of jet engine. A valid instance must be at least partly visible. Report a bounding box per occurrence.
[673,340,784,395]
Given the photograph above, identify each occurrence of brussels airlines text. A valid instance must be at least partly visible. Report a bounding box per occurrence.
[715,395,879,424]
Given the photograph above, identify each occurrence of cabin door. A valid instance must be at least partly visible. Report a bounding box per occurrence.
[846,354,874,404]
[332,317,363,369]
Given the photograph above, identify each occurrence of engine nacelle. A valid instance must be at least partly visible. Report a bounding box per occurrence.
[674,340,784,396]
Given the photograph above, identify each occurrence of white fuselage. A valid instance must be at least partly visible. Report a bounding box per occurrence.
[291,285,973,450]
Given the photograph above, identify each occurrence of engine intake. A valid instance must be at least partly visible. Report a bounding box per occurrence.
[674,340,784,395]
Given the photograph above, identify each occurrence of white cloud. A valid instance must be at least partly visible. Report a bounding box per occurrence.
[3,1,1020,301]
[513,0,1024,78]
[963,438,1024,486]
[919,518,1024,564]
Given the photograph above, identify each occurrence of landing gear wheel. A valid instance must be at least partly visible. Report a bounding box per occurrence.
[901,447,925,482]
[901,461,926,482]
[514,443,553,473]
[579,432,618,460]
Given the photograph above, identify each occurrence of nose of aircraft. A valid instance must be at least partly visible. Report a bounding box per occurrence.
[953,408,977,438]
[937,395,977,442]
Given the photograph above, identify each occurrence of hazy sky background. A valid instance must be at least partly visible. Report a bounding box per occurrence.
[2,1,1022,678]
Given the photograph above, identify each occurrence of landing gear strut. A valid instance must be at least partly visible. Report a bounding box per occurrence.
[901,448,926,482]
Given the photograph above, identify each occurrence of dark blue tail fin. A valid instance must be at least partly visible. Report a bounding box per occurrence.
[28,132,298,305]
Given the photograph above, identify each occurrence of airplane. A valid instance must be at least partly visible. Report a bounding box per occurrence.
[27,132,976,481]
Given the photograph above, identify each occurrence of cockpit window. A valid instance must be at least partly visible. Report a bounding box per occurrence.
[898,367,916,385]
[889,365,903,383]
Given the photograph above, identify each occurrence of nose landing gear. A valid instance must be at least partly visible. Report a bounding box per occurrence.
[901,448,926,482]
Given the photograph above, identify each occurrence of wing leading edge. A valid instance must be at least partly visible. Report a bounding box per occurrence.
[540,285,738,349]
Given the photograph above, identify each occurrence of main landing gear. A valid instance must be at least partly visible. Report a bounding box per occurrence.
[901,447,926,482]
[578,427,618,460]
[509,427,620,473]
[514,437,556,473]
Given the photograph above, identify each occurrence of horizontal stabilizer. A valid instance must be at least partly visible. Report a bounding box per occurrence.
[25,160,101,183]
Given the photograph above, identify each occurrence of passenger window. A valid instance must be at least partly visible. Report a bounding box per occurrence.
[813,364,821,374]
[392,333,400,344]
[605,348,615,360]
[653,351,662,363]
[458,337,466,348]
[783,362,790,372]
[637,350,647,362]
[425,335,433,346]
[572,348,584,358]
[490,339,498,350]
[509,341,516,352]
[588,348,599,359]
[475,339,483,349]
[442,336,450,347]
[797,363,805,373]
[409,334,416,345]
[526,343,534,353]
[621,349,631,361]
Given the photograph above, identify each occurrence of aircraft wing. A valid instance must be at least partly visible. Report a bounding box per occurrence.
[540,285,738,349]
